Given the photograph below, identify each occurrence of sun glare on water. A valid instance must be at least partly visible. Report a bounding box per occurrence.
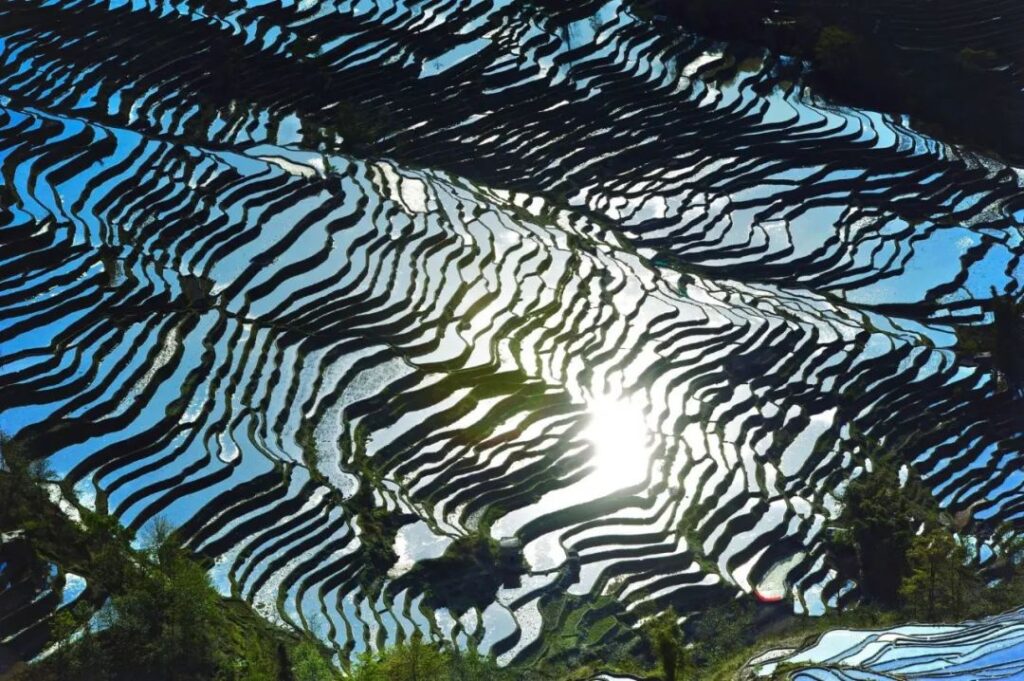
[582,394,652,491]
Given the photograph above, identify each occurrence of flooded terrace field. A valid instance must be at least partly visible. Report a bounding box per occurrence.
[1,0,1023,671]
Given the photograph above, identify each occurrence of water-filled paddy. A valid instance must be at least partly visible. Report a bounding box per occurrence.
[1,0,1023,671]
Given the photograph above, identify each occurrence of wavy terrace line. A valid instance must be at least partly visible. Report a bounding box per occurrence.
[0,0,1022,676]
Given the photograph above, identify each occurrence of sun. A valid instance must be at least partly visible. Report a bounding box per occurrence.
[581,393,652,491]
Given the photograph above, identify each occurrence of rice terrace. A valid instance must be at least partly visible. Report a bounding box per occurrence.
[1,1,1024,679]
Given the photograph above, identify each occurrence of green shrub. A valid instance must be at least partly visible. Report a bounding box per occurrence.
[900,529,972,620]
[642,609,689,681]
[349,636,515,681]
[814,26,866,80]
[691,601,754,667]
[829,459,934,606]
[291,640,340,681]
[958,47,1000,70]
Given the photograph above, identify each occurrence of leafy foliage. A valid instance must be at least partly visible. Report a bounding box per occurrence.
[401,534,524,614]
[690,600,755,667]
[828,459,932,606]
[639,0,1024,161]
[814,26,868,81]
[9,522,332,681]
[955,291,1024,396]
[642,609,689,681]
[1,433,339,681]
[827,451,1024,623]
[349,636,517,681]
[900,529,972,620]
[291,641,339,681]
[102,536,226,677]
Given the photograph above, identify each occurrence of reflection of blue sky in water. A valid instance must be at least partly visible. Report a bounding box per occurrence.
[389,520,452,577]
[1,0,1023,672]
[753,607,1024,680]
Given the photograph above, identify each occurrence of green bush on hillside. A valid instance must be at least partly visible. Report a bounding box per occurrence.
[642,609,689,681]
[900,529,972,620]
[828,450,1024,621]
[814,26,867,81]
[349,635,517,681]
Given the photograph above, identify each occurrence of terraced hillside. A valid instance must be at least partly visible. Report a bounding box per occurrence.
[1,0,1023,673]
[749,607,1024,679]
[654,0,1024,161]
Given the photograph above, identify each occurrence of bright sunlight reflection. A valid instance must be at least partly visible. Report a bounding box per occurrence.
[582,394,652,491]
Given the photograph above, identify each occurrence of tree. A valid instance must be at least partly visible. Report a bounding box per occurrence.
[350,635,448,681]
[348,638,515,681]
[691,600,753,668]
[106,535,225,678]
[290,640,338,681]
[900,530,971,620]
[643,608,689,681]
[958,47,1000,71]
[814,26,867,82]
[832,461,931,606]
